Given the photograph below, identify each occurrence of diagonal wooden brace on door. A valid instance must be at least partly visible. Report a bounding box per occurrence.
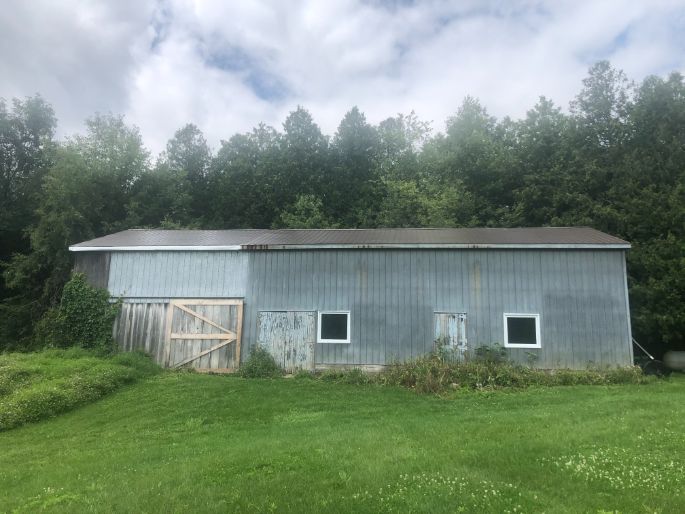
[164,299,244,370]
[172,339,235,368]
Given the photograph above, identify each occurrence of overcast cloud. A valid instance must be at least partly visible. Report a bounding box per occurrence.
[1,0,684,154]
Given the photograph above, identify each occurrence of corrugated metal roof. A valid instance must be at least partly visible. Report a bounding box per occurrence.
[70,227,630,251]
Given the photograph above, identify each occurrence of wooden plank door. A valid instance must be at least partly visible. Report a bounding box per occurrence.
[257,311,316,372]
[434,312,467,360]
[164,299,243,371]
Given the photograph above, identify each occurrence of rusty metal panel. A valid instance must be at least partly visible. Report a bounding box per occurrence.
[257,311,316,372]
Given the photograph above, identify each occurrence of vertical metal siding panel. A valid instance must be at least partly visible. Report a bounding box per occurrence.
[382,251,390,363]
[547,251,565,368]
[596,252,612,365]
[565,250,580,368]
[117,252,128,296]
[605,252,627,365]
[140,252,149,297]
[484,251,495,347]
[357,251,365,365]
[610,251,626,365]
[535,251,551,367]
[621,251,634,365]
[410,250,417,358]
[597,252,620,365]
[566,251,582,368]
[106,252,115,292]
[586,251,603,366]
[374,251,383,363]
[318,251,330,363]
[418,250,431,355]
[575,251,595,367]
[394,250,403,361]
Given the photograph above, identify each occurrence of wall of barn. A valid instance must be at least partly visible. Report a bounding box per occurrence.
[107,250,248,299]
[100,248,632,369]
[242,249,633,369]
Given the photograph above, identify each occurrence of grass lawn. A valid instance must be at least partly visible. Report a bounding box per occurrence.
[0,349,159,431]
[0,371,683,513]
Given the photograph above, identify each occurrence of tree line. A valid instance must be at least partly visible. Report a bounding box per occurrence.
[1,61,683,357]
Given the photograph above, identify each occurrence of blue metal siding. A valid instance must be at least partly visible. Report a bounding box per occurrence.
[105,247,632,369]
[241,249,632,368]
[108,251,248,299]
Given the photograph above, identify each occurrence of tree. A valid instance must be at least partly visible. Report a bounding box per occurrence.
[276,194,339,229]
[328,107,380,225]
[1,114,149,346]
[206,124,284,228]
[0,95,56,270]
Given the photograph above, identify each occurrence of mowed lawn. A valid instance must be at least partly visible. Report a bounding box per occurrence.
[1,373,684,513]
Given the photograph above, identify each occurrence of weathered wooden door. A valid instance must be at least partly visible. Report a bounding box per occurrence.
[257,311,316,372]
[164,299,243,371]
[434,312,467,359]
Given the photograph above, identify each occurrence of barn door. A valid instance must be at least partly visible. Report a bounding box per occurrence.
[257,311,316,372]
[164,299,243,371]
[434,312,467,359]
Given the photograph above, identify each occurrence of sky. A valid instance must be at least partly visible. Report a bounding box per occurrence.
[1,0,684,155]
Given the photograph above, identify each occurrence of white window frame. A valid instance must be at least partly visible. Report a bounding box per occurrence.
[503,313,541,349]
[317,311,351,344]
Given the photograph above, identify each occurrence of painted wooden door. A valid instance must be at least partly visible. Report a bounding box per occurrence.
[164,299,243,371]
[257,311,316,372]
[434,312,468,359]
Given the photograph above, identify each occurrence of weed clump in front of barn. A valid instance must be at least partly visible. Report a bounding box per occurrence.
[238,345,284,378]
[376,343,650,394]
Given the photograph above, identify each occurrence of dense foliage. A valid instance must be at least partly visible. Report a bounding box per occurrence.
[294,345,649,393]
[0,349,159,430]
[1,61,683,357]
[33,273,120,350]
[237,345,285,378]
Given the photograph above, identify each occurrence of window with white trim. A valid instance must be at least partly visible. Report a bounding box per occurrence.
[503,313,541,348]
[317,311,351,344]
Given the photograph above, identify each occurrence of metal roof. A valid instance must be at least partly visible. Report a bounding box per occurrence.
[69,227,630,251]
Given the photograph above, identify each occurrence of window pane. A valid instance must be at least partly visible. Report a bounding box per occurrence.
[321,313,348,340]
[507,317,537,345]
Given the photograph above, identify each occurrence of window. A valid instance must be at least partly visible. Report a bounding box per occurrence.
[318,311,350,344]
[503,313,541,348]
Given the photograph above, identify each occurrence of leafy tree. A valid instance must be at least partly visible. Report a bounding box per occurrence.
[0,96,56,278]
[206,124,283,228]
[276,194,339,229]
[2,115,148,345]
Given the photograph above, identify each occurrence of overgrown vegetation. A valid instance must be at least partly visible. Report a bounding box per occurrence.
[1,61,684,358]
[237,345,284,378]
[33,273,120,351]
[0,372,683,512]
[0,349,159,431]
[378,354,648,394]
[286,344,650,394]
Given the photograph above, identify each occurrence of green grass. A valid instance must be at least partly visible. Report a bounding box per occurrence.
[0,369,683,513]
[0,349,159,430]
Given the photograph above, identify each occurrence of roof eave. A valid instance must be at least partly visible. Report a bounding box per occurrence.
[68,245,243,252]
[69,243,631,252]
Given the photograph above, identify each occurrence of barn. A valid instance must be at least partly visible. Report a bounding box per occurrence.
[69,227,634,371]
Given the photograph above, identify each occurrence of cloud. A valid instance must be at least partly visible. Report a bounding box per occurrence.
[1,0,684,154]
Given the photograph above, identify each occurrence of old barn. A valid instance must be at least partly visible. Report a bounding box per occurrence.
[69,227,633,371]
